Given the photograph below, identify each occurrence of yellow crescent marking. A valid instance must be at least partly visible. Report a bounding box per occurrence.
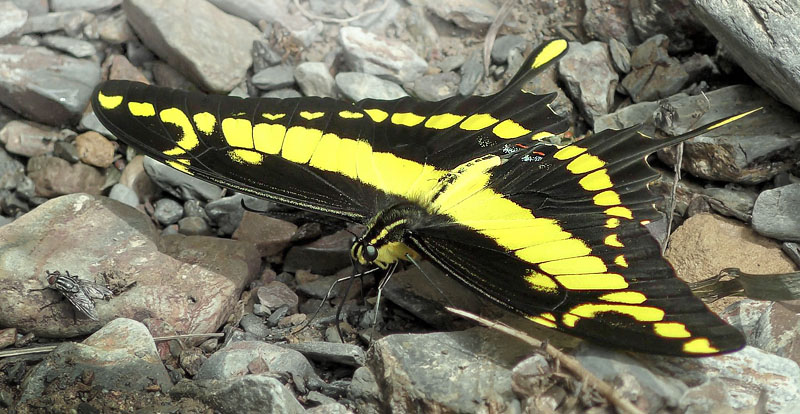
[579,169,613,191]
[391,112,426,127]
[262,113,286,120]
[605,218,620,229]
[654,322,691,338]
[364,108,388,122]
[97,91,122,109]
[567,153,605,174]
[683,338,719,354]
[425,113,465,129]
[598,291,646,304]
[160,108,198,154]
[460,113,498,130]
[339,111,364,119]
[554,146,586,160]
[614,255,628,268]
[605,206,633,219]
[528,315,557,328]
[300,111,325,120]
[492,119,531,139]
[604,234,624,247]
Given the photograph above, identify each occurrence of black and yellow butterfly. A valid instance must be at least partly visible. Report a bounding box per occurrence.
[91,39,750,356]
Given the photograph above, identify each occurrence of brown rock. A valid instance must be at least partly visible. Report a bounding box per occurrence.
[119,155,158,203]
[232,211,297,257]
[106,54,149,83]
[0,120,69,158]
[0,327,16,350]
[666,213,796,312]
[75,131,115,168]
[27,155,105,197]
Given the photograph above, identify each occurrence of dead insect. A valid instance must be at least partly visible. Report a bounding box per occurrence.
[35,270,113,321]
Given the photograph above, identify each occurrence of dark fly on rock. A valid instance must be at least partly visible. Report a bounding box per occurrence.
[32,270,113,321]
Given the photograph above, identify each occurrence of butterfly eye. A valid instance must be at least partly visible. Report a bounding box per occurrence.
[364,245,379,262]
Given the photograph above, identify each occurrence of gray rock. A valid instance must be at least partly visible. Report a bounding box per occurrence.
[205,193,268,236]
[0,2,27,38]
[369,329,527,413]
[339,26,427,83]
[280,341,365,367]
[252,65,296,91]
[407,71,459,102]
[703,185,758,218]
[283,229,352,275]
[783,242,800,268]
[108,183,140,207]
[52,140,79,163]
[575,344,686,411]
[96,10,136,44]
[0,194,257,339]
[583,0,639,48]
[239,313,270,338]
[123,0,261,93]
[414,0,498,30]
[621,35,688,102]
[691,0,800,113]
[20,10,93,35]
[143,156,223,202]
[196,340,318,384]
[0,148,24,189]
[177,216,212,236]
[490,35,526,64]
[0,45,100,126]
[594,86,800,185]
[294,61,335,98]
[170,374,305,414]
[749,300,800,363]
[256,281,299,313]
[680,379,737,414]
[41,34,96,58]
[630,0,705,52]
[261,88,303,99]
[608,37,631,73]
[80,109,113,136]
[232,212,297,257]
[50,0,121,12]
[752,183,800,242]
[650,346,800,413]
[9,0,47,16]
[153,197,184,225]
[252,39,283,73]
[208,0,321,46]
[20,318,172,401]
[306,402,351,414]
[0,120,71,158]
[557,41,618,124]
[335,72,408,102]
[348,367,381,414]
[458,50,483,96]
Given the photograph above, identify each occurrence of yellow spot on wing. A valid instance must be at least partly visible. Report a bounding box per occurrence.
[654,322,691,338]
[364,108,388,122]
[563,314,580,327]
[253,123,286,154]
[579,169,613,191]
[300,111,325,120]
[221,118,254,149]
[539,256,607,275]
[555,273,628,290]
[339,111,363,119]
[282,126,323,163]
[683,338,719,354]
[604,234,624,247]
[391,112,425,127]
[193,112,216,135]
[516,238,591,264]
[614,255,628,268]
[309,133,341,170]
[167,160,191,173]
[594,191,621,206]
[492,120,530,139]
[97,91,122,109]
[262,113,285,120]
[598,291,646,304]
[460,113,498,130]
[531,131,554,140]
[567,153,605,174]
[605,206,633,219]
[229,149,263,164]
[128,101,155,117]
[532,39,568,69]
[524,270,558,292]
[480,219,570,250]
[569,303,664,322]
[160,108,198,152]
[528,315,557,328]
[553,146,586,160]
[425,113,465,129]
[605,218,620,229]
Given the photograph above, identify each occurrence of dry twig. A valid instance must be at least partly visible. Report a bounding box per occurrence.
[292,0,390,24]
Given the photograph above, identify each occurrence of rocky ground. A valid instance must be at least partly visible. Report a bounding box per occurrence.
[0,0,799,413]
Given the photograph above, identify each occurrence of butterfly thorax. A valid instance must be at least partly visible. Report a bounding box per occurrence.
[351,203,425,268]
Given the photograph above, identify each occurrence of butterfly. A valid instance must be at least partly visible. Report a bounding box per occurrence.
[91,39,750,356]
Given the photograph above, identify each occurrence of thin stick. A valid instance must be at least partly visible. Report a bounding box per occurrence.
[0,332,224,359]
[483,0,516,75]
[446,307,645,414]
[293,0,390,24]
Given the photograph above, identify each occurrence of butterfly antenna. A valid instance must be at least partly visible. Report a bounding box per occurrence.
[368,261,400,345]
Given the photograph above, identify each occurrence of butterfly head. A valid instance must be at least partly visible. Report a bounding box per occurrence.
[350,204,423,269]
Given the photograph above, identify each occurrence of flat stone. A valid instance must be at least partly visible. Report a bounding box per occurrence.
[107,183,139,207]
[153,197,184,225]
[339,26,427,83]
[41,34,95,58]
[50,0,121,12]
[256,281,299,313]
[0,194,257,339]
[691,0,800,112]
[232,212,297,257]
[205,194,272,236]
[0,120,70,158]
[335,72,408,102]
[19,318,172,401]
[20,10,93,35]
[170,374,305,414]
[123,0,261,93]
[294,61,334,97]
[283,229,352,275]
[119,155,158,203]
[252,65,295,91]
[195,340,318,385]
[407,71,459,101]
[0,45,100,126]
[0,327,15,350]
[752,183,800,242]
[280,341,366,366]
[414,0,498,30]
[27,155,105,197]
[0,2,28,38]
